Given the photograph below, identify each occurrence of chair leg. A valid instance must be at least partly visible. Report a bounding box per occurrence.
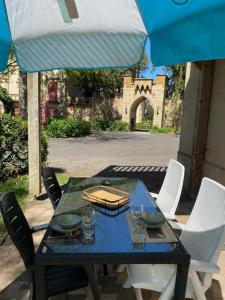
[29,283,36,300]
[122,278,132,288]
[159,272,176,300]
[86,283,95,300]
[134,288,143,300]
[190,271,207,300]
[117,264,126,272]
[103,264,108,276]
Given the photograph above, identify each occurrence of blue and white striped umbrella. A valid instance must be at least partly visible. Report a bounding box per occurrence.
[1,0,225,72]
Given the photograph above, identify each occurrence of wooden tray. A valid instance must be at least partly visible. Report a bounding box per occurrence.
[82,185,129,208]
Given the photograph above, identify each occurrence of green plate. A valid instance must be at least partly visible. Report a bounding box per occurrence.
[50,213,81,233]
[141,212,166,226]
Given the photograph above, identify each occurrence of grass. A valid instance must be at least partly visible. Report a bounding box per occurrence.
[136,122,175,134]
[0,172,69,245]
[149,126,174,134]
[136,122,153,130]
[0,175,29,244]
[56,172,69,186]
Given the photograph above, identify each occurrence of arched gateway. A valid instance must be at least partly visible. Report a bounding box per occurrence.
[121,73,168,131]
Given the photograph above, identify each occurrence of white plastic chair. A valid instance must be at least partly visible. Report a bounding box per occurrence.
[117,159,185,273]
[151,159,185,220]
[123,177,225,300]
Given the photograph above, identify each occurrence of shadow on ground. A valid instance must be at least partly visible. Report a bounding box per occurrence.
[0,272,30,300]
[95,165,167,192]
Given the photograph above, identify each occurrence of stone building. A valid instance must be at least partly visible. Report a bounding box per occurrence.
[121,73,168,130]
[0,65,20,114]
[178,61,225,197]
[1,68,169,129]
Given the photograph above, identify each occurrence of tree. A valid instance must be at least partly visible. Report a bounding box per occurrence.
[167,64,186,130]
[169,64,186,100]
[66,50,150,98]
[66,69,124,98]
[0,86,13,113]
[129,50,149,78]
[144,105,154,124]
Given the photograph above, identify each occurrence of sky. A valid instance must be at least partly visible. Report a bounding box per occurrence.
[140,38,170,79]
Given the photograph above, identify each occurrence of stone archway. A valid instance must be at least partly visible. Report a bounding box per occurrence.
[129,96,149,131]
[121,74,167,131]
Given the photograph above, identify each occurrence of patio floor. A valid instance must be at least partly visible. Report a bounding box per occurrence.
[0,182,224,299]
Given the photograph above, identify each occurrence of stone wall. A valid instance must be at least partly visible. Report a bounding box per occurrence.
[1,68,168,130]
[178,60,225,197]
[164,98,182,128]
[67,95,122,121]
[204,60,225,186]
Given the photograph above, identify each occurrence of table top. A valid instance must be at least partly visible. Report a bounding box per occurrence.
[36,177,190,265]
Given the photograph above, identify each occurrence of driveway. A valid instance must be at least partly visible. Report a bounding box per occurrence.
[48,131,180,176]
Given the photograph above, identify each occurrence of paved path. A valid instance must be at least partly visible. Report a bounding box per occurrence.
[48,132,180,176]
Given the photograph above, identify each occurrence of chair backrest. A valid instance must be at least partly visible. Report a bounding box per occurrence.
[156,159,185,217]
[42,167,62,209]
[0,192,35,268]
[181,177,225,265]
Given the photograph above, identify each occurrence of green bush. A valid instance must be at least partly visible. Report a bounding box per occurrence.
[111,120,128,131]
[0,114,48,181]
[92,119,114,131]
[45,118,91,138]
[136,122,153,130]
[149,126,174,134]
[92,119,128,131]
[0,87,13,113]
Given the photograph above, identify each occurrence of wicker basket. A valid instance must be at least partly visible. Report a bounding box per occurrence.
[82,185,129,209]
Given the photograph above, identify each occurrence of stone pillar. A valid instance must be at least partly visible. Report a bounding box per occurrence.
[203,60,225,186]
[151,75,167,127]
[27,73,41,196]
[178,62,215,197]
[122,72,134,125]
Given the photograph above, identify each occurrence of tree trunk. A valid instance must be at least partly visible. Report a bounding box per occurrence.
[18,70,28,119]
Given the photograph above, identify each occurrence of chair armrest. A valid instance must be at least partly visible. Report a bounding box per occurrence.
[163,213,176,220]
[168,220,186,231]
[31,224,48,233]
[150,192,158,199]
[190,259,220,273]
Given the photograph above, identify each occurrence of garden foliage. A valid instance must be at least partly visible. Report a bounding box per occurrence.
[45,118,91,138]
[92,119,128,131]
[0,114,48,181]
[0,87,13,113]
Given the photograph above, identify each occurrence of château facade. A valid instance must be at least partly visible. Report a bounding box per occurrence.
[1,67,172,130]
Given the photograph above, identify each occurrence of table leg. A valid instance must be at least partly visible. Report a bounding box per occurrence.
[84,264,100,300]
[174,263,189,300]
[35,265,48,300]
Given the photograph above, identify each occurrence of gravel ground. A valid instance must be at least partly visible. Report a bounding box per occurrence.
[48,131,180,177]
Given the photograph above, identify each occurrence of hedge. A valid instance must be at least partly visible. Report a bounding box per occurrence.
[0,114,48,181]
[45,118,91,138]
[92,119,128,131]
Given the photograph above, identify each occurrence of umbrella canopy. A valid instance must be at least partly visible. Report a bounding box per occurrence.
[0,0,11,71]
[1,0,225,72]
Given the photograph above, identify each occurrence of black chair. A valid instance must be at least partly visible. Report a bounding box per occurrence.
[42,168,63,209]
[0,192,89,299]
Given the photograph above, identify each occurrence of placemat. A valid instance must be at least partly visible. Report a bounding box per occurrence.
[44,227,95,250]
[126,212,178,243]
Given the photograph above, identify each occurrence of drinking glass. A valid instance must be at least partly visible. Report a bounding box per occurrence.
[82,207,95,242]
[134,223,146,242]
[130,202,144,220]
